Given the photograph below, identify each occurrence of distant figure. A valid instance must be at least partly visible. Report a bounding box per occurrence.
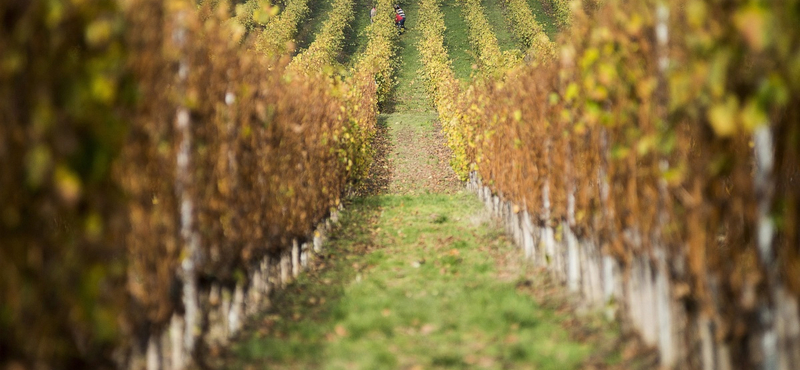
[370,5,377,23]
[394,4,405,31]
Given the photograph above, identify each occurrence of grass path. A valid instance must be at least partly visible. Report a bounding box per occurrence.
[481,0,519,51]
[340,0,373,66]
[219,194,604,370]
[441,0,474,81]
[208,1,657,368]
[294,0,334,53]
[525,0,558,39]
[388,0,430,113]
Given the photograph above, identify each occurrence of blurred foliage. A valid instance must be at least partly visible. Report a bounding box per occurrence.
[0,0,131,366]
[233,0,274,35]
[0,0,392,367]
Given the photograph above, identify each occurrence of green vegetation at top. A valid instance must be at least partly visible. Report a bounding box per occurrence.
[340,0,374,66]
[391,0,434,112]
[482,0,520,52]
[289,0,355,72]
[459,0,519,77]
[294,0,335,52]
[440,0,475,81]
[525,0,557,39]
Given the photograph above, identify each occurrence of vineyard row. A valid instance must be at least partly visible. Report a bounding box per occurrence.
[0,0,399,368]
[429,0,800,368]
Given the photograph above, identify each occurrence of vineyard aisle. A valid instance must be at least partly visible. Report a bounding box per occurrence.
[209,3,653,369]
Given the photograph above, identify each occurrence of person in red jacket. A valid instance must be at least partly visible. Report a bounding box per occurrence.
[394,4,406,32]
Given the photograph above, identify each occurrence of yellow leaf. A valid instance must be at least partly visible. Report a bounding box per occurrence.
[740,99,768,132]
[707,96,739,137]
[54,165,82,205]
[686,0,707,28]
[564,83,579,102]
[91,75,116,103]
[734,6,770,52]
[85,19,113,47]
[26,145,52,189]
[84,212,103,242]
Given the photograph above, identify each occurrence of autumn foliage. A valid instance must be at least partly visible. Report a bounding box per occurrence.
[441,0,800,366]
[0,0,387,367]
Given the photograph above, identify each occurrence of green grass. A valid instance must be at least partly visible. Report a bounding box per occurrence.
[383,112,436,162]
[228,193,595,370]
[441,0,475,82]
[482,0,520,51]
[340,0,373,66]
[294,0,335,53]
[526,0,558,40]
[391,0,433,112]
[383,112,437,132]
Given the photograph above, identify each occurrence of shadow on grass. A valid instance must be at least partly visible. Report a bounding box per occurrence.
[339,0,373,66]
[209,193,654,370]
[293,0,333,54]
[210,197,383,369]
[353,115,393,197]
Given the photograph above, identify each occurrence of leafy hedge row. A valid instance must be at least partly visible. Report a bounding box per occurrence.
[417,0,466,177]
[446,0,800,366]
[458,0,519,77]
[502,0,555,62]
[342,0,400,180]
[255,0,310,55]
[353,0,399,107]
[233,0,272,35]
[290,0,400,182]
[547,0,571,28]
[0,0,387,367]
[288,0,355,73]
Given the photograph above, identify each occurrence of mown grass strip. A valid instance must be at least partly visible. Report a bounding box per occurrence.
[525,0,558,39]
[227,193,596,370]
[481,0,519,52]
[294,0,335,52]
[440,0,474,81]
[392,0,433,112]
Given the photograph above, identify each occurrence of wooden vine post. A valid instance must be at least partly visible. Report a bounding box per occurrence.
[654,2,676,367]
[170,1,200,366]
